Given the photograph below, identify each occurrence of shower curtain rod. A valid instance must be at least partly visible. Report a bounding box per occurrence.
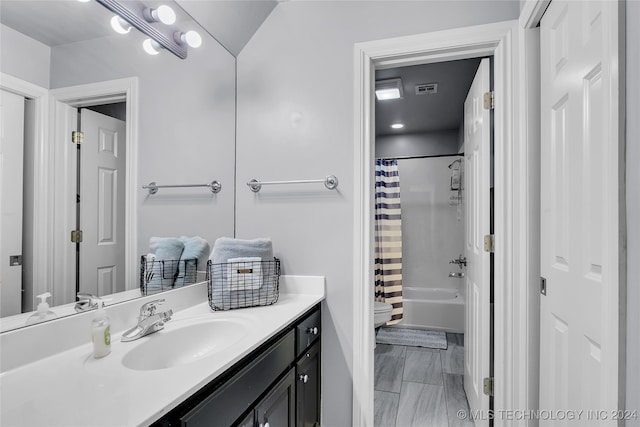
[376,152,464,161]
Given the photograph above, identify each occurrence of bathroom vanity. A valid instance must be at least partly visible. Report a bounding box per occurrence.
[154,305,321,426]
[0,276,324,427]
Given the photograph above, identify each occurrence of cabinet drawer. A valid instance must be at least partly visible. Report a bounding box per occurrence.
[181,330,295,427]
[296,309,321,355]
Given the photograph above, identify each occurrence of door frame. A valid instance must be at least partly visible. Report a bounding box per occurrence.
[50,78,139,303]
[352,20,541,426]
[0,73,51,305]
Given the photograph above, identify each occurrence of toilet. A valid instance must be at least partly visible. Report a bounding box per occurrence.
[374,301,393,328]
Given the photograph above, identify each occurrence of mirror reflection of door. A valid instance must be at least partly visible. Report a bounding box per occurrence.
[77,107,126,299]
[0,98,126,317]
[0,89,26,317]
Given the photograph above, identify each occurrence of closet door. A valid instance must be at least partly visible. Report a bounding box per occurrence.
[0,89,25,316]
[540,0,622,422]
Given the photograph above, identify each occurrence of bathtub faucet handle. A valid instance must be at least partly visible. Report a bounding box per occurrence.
[449,254,467,268]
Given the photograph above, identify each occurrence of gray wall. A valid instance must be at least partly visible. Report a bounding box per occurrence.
[0,24,50,88]
[626,0,639,422]
[48,30,236,258]
[376,130,459,159]
[236,2,519,425]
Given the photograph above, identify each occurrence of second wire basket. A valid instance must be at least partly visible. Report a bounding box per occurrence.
[207,258,280,311]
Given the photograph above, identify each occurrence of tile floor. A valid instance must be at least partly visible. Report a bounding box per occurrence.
[374,332,474,427]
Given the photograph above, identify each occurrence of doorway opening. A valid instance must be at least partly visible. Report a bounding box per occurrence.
[372,57,495,425]
[49,77,139,308]
[352,21,536,427]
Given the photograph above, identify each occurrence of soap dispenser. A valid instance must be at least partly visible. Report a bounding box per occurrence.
[25,292,57,325]
[92,299,111,358]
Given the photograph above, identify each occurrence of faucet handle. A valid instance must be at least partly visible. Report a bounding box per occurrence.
[139,299,165,319]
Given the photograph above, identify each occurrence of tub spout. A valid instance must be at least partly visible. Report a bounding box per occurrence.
[448,272,465,278]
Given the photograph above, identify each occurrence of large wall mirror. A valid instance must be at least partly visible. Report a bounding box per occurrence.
[0,0,236,332]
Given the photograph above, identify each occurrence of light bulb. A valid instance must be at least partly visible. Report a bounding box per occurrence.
[110,16,132,34]
[174,30,202,48]
[144,5,176,25]
[391,123,405,129]
[142,39,162,55]
[183,30,202,48]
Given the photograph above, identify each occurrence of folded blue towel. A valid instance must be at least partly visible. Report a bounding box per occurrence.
[210,237,274,264]
[148,237,185,290]
[177,236,209,284]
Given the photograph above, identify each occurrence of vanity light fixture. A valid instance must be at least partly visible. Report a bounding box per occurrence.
[143,5,176,25]
[95,0,202,59]
[375,78,403,101]
[174,30,202,48]
[142,38,162,55]
[391,123,405,129]
[110,15,132,34]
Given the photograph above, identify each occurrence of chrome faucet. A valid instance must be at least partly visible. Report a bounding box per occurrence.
[121,299,173,342]
[74,293,99,312]
[449,254,467,268]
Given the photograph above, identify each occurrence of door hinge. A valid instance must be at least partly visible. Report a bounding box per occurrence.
[484,234,494,253]
[483,377,494,396]
[483,91,494,110]
[70,230,83,243]
[72,131,84,144]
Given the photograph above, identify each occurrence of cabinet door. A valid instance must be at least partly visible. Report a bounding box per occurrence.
[256,369,295,427]
[296,343,320,427]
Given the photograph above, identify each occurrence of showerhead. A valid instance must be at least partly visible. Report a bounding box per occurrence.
[448,158,462,169]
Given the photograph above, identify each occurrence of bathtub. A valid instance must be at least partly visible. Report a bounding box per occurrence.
[390,287,464,333]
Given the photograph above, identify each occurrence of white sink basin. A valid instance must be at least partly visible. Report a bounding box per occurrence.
[121,319,248,371]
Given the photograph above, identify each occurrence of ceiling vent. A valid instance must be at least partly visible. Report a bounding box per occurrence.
[415,83,438,95]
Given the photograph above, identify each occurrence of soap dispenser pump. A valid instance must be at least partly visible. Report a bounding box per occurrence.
[91,299,111,359]
[25,292,57,325]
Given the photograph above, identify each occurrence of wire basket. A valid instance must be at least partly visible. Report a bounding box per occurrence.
[207,258,280,311]
[140,255,199,296]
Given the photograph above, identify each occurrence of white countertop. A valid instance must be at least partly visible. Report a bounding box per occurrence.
[0,276,324,427]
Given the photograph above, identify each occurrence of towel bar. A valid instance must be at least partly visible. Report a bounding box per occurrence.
[142,180,222,195]
[247,175,338,192]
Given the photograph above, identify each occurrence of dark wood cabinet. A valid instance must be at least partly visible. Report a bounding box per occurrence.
[152,304,321,427]
[296,343,320,427]
[256,369,295,427]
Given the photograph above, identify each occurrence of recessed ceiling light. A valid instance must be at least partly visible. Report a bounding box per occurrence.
[375,78,403,101]
[391,123,405,129]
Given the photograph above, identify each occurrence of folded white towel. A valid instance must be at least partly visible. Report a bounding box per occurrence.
[226,257,262,291]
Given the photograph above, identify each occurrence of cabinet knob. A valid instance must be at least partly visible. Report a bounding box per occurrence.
[299,374,309,383]
[306,326,318,335]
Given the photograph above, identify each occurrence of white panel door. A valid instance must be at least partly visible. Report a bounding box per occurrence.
[540,0,621,423]
[0,90,25,317]
[463,58,491,424]
[79,109,126,297]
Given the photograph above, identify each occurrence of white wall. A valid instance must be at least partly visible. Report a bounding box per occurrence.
[376,130,459,159]
[398,156,464,292]
[48,30,236,261]
[236,2,519,424]
[626,0,639,422]
[0,24,50,89]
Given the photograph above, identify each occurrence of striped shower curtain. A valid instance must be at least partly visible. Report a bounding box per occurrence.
[374,159,403,325]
